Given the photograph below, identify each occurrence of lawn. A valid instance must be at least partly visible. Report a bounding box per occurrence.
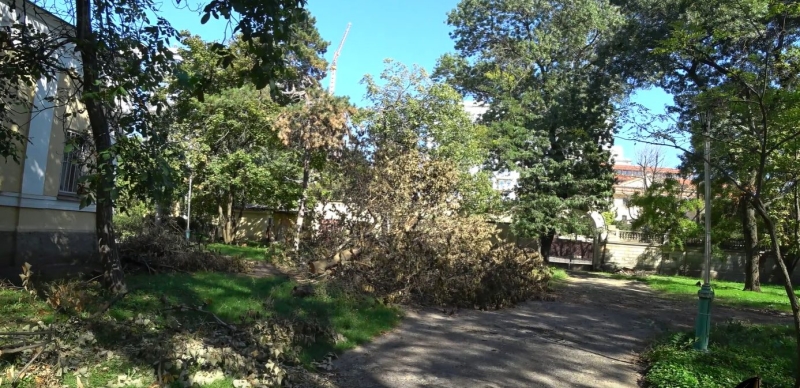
[0,287,54,326]
[206,242,273,261]
[602,273,796,312]
[643,322,796,388]
[114,272,401,362]
[548,266,569,287]
[1,272,401,387]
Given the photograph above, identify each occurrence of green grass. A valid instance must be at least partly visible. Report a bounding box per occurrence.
[113,272,401,362]
[600,273,796,312]
[0,287,54,326]
[548,266,569,288]
[207,243,270,261]
[1,272,401,387]
[643,323,796,388]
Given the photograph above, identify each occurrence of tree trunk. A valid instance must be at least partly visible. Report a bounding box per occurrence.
[309,247,361,274]
[741,199,761,291]
[225,195,234,244]
[540,230,556,262]
[217,204,225,243]
[154,200,170,226]
[753,199,800,388]
[75,0,125,293]
[231,194,246,242]
[219,190,235,244]
[293,150,311,251]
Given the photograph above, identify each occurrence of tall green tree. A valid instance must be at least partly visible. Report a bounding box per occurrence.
[275,89,354,250]
[171,23,331,248]
[629,178,702,252]
[178,86,298,243]
[362,60,500,216]
[681,126,765,291]
[613,0,800,382]
[1,0,315,292]
[435,0,625,259]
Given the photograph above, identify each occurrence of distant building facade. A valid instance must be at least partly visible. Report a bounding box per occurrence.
[609,147,694,222]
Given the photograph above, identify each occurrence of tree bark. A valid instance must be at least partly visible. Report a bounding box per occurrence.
[293,149,311,251]
[540,230,556,262]
[753,199,800,388]
[218,189,236,244]
[741,198,761,291]
[75,0,125,293]
[309,247,361,274]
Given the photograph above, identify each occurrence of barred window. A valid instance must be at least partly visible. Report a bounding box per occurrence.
[59,131,88,194]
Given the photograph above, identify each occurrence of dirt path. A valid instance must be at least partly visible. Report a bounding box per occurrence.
[329,271,792,388]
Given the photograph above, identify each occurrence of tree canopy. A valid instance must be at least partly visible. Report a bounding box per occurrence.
[436,0,625,257]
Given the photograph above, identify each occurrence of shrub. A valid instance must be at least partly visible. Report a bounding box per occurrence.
[114,200,151,240]
[642,322,795,388]
[118,221,249,273]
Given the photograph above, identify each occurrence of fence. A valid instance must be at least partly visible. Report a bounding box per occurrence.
[605,229,663,244]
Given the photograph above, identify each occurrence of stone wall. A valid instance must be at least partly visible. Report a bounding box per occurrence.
[599,240,800,284]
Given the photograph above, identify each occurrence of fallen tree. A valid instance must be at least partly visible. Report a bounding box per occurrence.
[304,149,551,309]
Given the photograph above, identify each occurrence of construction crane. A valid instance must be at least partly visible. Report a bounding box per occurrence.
[327,22,351,95]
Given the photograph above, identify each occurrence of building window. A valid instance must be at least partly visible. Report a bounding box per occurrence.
[59,132,87,194]
[496,178,514,191]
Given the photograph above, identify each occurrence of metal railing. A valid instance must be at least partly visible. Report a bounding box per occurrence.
[606,229,663,244]
[59,134,82,194]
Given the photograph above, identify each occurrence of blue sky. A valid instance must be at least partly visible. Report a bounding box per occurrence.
[162,0,681,167]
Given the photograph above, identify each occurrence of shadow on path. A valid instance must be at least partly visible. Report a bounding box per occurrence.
[330,270,792,388]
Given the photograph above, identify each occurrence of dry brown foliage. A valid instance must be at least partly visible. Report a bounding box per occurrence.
[274,91,354,151]
[307,149,551,309]
[117,221,249,273]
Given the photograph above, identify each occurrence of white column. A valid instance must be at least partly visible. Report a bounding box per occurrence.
[20,73,59,195]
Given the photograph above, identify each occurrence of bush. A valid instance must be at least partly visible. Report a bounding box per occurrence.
[114,201,151,240]
[642,322,796,388]
[118,221,249,273]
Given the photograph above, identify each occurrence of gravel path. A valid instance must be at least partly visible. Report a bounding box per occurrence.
[329,271,792,388]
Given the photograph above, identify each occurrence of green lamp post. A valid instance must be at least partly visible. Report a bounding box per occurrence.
[695,110,715,351]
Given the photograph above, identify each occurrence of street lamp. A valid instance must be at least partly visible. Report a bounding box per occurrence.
[184,142,194,241]
[694,110,715,351]
[185,170,193,241]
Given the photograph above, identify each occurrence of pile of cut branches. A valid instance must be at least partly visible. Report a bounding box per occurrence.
[118,222,248,273]
[306,151,551,309]
[331,216,550,309]
[0,269,338,388]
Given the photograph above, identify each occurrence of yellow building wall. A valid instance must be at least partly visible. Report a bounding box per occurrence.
[0,0,98,274]
[273,212,295,243]
[235,210,272,241]
[44,126,65,197]
[43,73,91,197]
[229,210,296,242]
[0,207,19,232]
[274,212,295,229]
[0,84,34,193]
[15,208,95,233]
